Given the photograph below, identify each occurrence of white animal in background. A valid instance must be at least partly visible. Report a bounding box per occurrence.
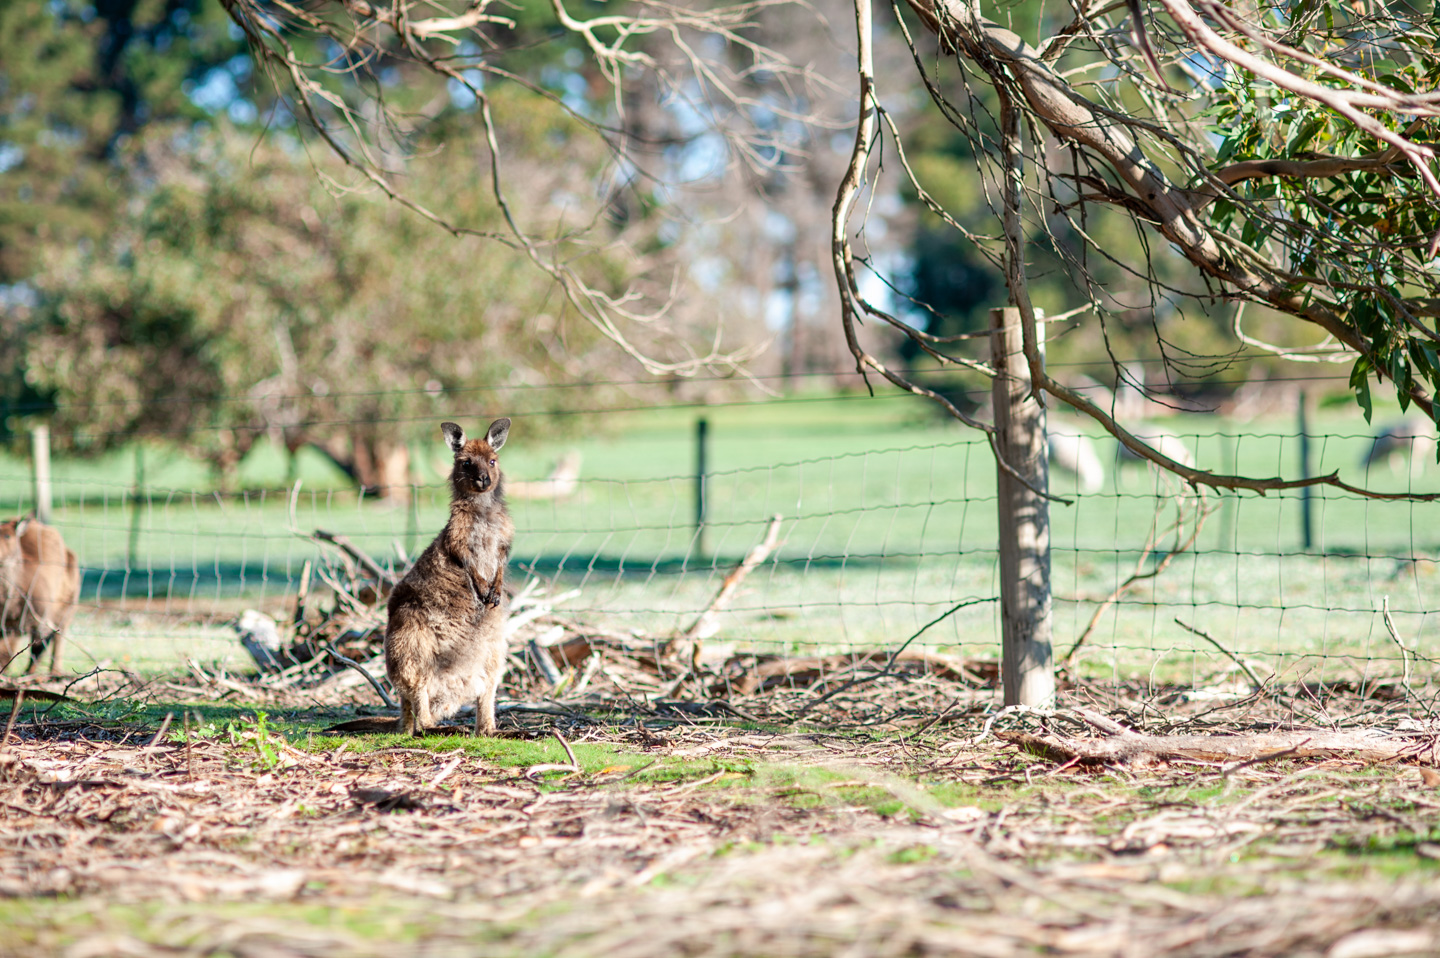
[1047,430,1105,494]
[1362,418,1437,476]
[1066,374,1113,410]
[506,451,582,500]
[235,609,285,673]
[1117,432,1196,470]
[1112,363,1151,421]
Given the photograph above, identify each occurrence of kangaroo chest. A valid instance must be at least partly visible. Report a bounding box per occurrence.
[449,509,509,579]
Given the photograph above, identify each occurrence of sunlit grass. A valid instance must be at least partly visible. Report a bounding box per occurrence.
[1,395,1434,682]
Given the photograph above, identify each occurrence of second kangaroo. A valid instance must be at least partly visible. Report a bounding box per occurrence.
[385,418,514,736]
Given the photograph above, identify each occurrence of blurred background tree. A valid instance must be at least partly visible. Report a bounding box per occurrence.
[0,0,769,492]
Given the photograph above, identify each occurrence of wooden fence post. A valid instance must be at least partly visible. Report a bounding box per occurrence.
[31,425,52,525]
[990,307,1056,707]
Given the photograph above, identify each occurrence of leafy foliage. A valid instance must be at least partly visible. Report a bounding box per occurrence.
[1,0,672,483]
[0,0,250,281]
[1203,11,1440,418]
[11,115,624,475]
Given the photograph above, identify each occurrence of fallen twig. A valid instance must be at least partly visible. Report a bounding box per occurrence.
[293,559,313,632]
[187,659,263,702]
[553,729,579,769]
[427,755,465,789]
[1381,596,1435,719]
[528,639,563,688]
[142,712,174,753]
[667,514,784,663]
[1221,739,1312,778]
[1174,619,1266,690]
[313,529,398,590]
[1001,727,1438,766]
[325,646,398,709]
[794,597,997,718]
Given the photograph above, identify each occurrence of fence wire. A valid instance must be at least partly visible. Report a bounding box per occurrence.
[0,416,1436,688]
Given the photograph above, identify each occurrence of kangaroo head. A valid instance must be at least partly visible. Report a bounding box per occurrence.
[441,419,511,497]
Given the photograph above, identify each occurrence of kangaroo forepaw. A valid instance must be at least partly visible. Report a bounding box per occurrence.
[482,588,501,609]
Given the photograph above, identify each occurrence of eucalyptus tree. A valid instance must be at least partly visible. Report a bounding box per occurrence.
[215,0,1440,498]
[834,0,1440,498]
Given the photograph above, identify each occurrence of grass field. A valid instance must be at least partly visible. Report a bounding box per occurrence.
[0,393,1436,682]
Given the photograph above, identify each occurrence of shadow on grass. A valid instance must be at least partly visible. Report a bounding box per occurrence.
[79,551,930,601]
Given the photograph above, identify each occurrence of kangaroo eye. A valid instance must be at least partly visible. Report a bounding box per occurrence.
[489,458,496,466]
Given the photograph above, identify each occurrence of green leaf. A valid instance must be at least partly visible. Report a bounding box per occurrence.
[1287,117,1326,153]
[1350,357,1375,423]
[1380,73,1416,95]
[1421,345,1440,380]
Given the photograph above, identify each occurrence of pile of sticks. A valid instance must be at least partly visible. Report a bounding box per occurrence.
[232,521,1000,726]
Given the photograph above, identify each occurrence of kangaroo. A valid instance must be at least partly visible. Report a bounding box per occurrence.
[385,419,514,737]
[0,518,80,675]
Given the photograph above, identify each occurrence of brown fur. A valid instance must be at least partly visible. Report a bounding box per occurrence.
[385,419,514,736]
[0,518,80,675]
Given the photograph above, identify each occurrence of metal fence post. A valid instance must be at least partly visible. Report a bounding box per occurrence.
[1298,390,1313,551]
[990,307,1056,706]
[30,425,52,524]
[694,417,709,559]
[128,446,145,570]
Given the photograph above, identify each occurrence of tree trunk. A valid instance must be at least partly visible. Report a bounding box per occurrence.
[311,432,410,501]
[991,307,1055,707]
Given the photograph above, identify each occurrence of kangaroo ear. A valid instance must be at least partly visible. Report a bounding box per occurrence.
[12,518,28,539]
[486,418,511,452]
[441,421,466,454]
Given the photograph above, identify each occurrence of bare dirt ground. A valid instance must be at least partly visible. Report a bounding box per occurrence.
[3,661,1440,958]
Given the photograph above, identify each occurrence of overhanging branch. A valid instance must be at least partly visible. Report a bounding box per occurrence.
[900,0,1439,426]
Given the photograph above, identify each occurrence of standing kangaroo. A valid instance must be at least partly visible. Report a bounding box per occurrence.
[385,419,514,737]
[0,518,80,675]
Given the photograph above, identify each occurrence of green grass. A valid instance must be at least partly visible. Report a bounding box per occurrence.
[0,899,474,954]
[1,394,1435,682]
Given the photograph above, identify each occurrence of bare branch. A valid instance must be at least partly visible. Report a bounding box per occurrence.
[221,0,817,382]
[338,0,516,38]
[1214,153,1406,187]
[1231,304,1352,365]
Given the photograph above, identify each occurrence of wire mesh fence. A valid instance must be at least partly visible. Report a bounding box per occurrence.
[1,398,1436,689]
